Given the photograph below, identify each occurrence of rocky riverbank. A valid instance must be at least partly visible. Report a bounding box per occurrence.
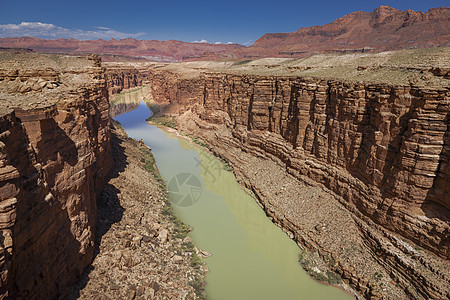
[177,113,449,299]
[69,123,206,300]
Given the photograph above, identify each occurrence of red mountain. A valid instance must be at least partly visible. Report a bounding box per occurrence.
[0,37,245,61]
[247,6,450,57]
[0,6,448,61]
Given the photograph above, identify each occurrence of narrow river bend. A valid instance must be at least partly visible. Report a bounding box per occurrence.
[112,88,352,300]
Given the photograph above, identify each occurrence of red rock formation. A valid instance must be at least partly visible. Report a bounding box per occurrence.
[0,53,111,298]
[0,6,448,60]
[249,6,450,57]
[105,64,150,96]
[0,37,245,62]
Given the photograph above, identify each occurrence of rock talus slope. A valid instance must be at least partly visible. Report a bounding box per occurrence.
[0,53,111,298]
[71,125,206,300]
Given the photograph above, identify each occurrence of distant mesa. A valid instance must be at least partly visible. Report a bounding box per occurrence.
[0,6,448,61]
[250,6,450,57]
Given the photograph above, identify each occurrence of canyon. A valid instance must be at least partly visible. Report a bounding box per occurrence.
[0,6,448,61]
[104,47,450,299]
[0,45,448,299]
[0,53,204,299]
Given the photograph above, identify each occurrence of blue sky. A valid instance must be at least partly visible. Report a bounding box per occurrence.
[0,0,447,45]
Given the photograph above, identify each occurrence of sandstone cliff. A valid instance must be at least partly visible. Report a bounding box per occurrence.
[0,53,111,298]
[104,63,151,96]
[107,50,449,298]
[194,74,449,258]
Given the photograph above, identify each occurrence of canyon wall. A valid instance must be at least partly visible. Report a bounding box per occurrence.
[148,72,449,258]
[101,54,449,297]
[105,64,204,114]
[0,53,111,298]
[135,67,449,298]
[105,64,151,96]
[206,75,450,257]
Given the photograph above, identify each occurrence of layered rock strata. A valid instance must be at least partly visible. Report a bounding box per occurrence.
[104,63,151,96]
[196,74,449,257]
[128,61,449,298]
[0,53,111,298]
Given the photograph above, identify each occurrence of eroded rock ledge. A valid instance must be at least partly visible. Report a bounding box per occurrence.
[104,50,449,299]
[0,53,111,298]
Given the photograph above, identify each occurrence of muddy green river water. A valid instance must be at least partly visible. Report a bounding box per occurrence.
[112,88,351,300]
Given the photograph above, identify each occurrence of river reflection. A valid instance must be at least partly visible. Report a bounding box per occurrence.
[112,94,352,300]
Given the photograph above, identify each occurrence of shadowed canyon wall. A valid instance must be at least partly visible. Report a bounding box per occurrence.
[0,54,111,298]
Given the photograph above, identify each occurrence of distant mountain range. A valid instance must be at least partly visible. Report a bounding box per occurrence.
[0,37,245,62]
[0,6,448,61]
[249,6,450,56]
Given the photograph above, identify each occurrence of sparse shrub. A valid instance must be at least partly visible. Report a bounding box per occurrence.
[181,241,196,253]
[190,276,206,300]
[326,270,342,284]
[146,115,177,129]
[190,254,202,269]
[192,137,208,148]
[221,158,233,171]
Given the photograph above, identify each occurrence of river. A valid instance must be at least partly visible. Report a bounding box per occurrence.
[112,87,352,300]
